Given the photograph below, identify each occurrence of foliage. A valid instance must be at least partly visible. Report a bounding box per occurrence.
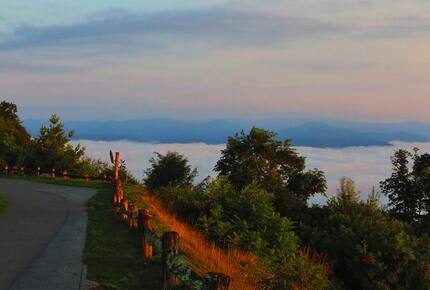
[302,178,429,290]
[166,253,204,290]
[214,127,326,217]
[144,151,197,190]
[269,249,332,290]
[0,101,31,166]
[155,177,332,289]
[119,159,138,184]
[0,102,116,178]
[29,114,85,173]
[381,149,430,231]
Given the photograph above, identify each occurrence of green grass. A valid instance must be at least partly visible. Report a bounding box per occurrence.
[0,196,7,214]
[2,175,105,188]
[84,184,163,290]
[1,175,163,289]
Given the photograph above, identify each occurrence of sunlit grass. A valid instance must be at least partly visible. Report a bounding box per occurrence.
[137,189,260,290]
[1,175,105,188]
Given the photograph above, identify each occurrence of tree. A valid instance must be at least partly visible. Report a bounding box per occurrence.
[381,149,426,225]
[0,101,31,166]
[30,114,85,172]
[336,176,360,205]
[412,152,430,230]
[215,127,326,217]
[144,151,197,190]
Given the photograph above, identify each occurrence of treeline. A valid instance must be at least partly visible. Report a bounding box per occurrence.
[0,101,134,181]
[143,128,430,289]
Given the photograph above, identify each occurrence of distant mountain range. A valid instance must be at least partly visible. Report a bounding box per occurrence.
[23,119,430,148]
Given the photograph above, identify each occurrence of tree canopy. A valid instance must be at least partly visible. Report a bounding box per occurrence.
[0,101,31,166]
[215,127,326,217]
[144,151,197,190]
[381,149,430,231]
[30,114,85,172]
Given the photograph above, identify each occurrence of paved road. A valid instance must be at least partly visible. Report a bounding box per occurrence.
[0,179,97,290]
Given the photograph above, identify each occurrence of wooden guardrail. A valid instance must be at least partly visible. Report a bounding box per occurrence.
[111,152,231,290]
[0,165,109,182]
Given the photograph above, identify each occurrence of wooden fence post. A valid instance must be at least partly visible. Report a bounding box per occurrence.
[113,193,120,214]
[204,273,231,290]
[128,204,139,228]
[162,231,180,290]
[139,209,153,258]
[63,170,69,181]
[121,198,129,220]
[114,179,123,205]
[114,152,120,180]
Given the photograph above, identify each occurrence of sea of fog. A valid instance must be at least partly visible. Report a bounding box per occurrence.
[72,140,430,205]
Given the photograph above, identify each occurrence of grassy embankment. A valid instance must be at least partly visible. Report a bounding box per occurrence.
[2,176,163,290]
[0,196,7,214]
[131,188,259,290]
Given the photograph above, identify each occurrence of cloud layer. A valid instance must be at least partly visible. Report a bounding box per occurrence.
[0,9,337,53]
[2,1,430,122]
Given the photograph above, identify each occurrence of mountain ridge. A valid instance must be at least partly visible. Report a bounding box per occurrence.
[23,119,430,148]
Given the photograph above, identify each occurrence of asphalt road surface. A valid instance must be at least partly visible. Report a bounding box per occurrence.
[0,179,97,290]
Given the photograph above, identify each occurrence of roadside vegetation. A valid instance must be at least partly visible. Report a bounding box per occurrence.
[84,183,163,290]
[0,196,7,213]
[0,101,135,182]
[143,128,430,289]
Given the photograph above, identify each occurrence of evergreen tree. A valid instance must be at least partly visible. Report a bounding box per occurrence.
[31,114,84,172]
[380,149,421,223]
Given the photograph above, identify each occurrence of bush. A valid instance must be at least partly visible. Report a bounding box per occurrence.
[302,186,427,290]
[144,152,197,190]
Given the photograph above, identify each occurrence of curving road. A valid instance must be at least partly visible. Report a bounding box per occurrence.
[0,179,97,290]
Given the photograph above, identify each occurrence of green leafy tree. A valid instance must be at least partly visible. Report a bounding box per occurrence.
[144,151,197,190]
[215,127,326,217]
[30,114,84,173]
[380,149,421,223]
[412,152,430,230]
[0,101,31,166]
[303,178,426,290]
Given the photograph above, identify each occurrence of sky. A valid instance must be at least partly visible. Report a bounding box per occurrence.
[1,1,430,121]
[73,140,430,205]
